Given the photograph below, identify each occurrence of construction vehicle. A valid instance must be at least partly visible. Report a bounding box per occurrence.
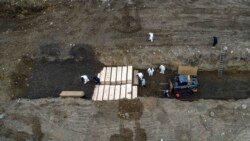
[169,66,198,98]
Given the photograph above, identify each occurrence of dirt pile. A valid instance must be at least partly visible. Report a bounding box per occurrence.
[0,0,48,18]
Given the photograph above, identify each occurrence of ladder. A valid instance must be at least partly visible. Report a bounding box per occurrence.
[218,47,225,77]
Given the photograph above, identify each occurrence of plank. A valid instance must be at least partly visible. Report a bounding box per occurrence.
[126,84,132,99]
[109,85,115,100]
[116,66,122,84]
[121,66,127,84]
[104,67,112,85]
[92,85,99,101]
[97,85,104,101]
[132,86,138,99]
[111,67,117,85]
[120,85,126,99]
[127,66,133,84]
[114,85,121,100]
[100,67,106,84]
[103,85,110,100]
[133,70,139,85]
[60,91,85,97]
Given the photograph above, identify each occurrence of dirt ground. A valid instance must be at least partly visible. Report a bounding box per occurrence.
[1,98,250,141]
[0,0,250,140]
[0,0,250,102]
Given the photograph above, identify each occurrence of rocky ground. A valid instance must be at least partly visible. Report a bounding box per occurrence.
[0,0,250,140]
[0,98,250,141]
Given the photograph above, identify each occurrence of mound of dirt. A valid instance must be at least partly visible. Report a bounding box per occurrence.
[0,0,48,18]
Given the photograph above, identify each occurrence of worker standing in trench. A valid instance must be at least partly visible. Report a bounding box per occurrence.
[93,76,101,85]
[164,90,170,97]
[137,72,146,87]
[147,67,154,76]
[80,75,89,84]
[141,78,146,87]
[137,72,144,81]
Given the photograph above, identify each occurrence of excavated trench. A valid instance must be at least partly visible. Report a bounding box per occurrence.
[137,69,250,100]
[8,41,250,100]
[3,0,250,101]
[10,44,105,99]
[10,54,250,100]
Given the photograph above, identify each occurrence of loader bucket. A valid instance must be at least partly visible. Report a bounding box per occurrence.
[178,66,198,75]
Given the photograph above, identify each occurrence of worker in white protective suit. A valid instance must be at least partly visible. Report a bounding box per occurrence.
[159,65,166,74]
[148,32,154,42]
[141,78,146,87]
[147,67,154,76]
[80,75,89,84]
[150,67,154,76]
[136,72,144,81]
[147,68,151,76]
[164,90,170,97]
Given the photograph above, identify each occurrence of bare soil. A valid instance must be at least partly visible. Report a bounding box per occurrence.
[0,0,250,140]
[118,99,143,120]
[1,98,250,141]
[0,0,250,102]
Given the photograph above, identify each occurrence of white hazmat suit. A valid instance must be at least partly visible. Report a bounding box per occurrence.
[159,65,166,74]
[147,67,154,76]
[148,32,154,42]
[141,78,146,87]
[137,72,144,81]
[80,75,89,84]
